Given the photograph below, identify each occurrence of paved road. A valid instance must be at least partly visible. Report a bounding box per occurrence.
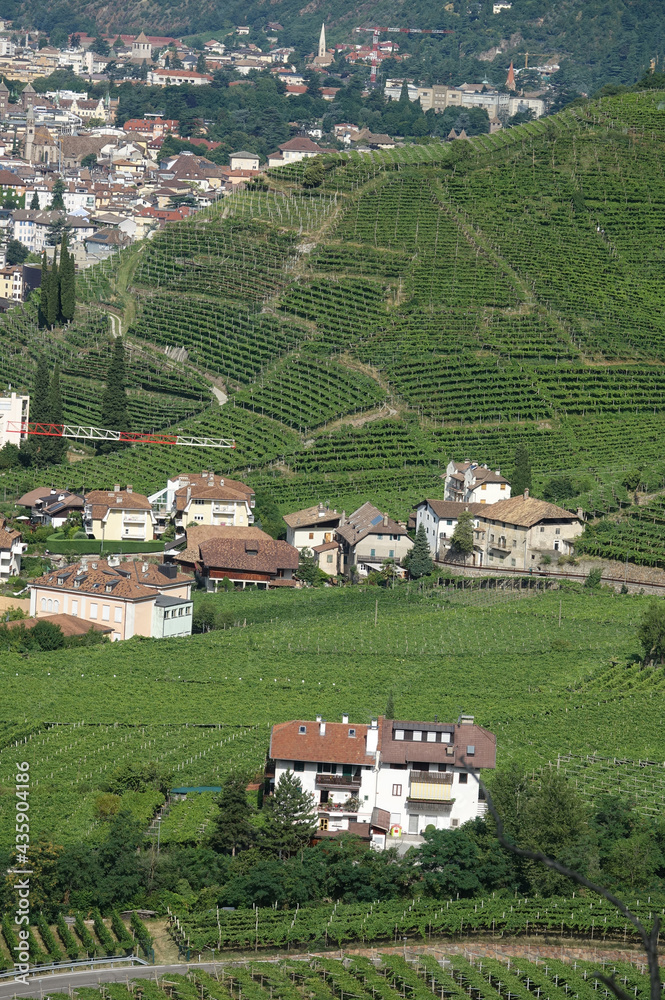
[0,962,226,999]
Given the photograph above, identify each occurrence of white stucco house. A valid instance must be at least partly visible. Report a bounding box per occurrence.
[269,713,496,849]
[444,460,511,504]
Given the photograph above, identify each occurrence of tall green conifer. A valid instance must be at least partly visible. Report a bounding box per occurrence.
[101,336,129,433]
[39,251,48,327]
[59,234,75,321]
[46,246,59,327]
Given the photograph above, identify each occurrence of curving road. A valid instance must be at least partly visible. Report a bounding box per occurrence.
[0,962,227,1000]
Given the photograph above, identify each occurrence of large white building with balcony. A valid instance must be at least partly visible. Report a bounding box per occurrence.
[268,714,496,849]
[149,471,255,534]
[83,486,155,542]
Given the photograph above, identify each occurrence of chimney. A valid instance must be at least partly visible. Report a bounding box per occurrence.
[113,484,120,492]
[342,713,349,724]
[383,513,388,527]
[201,470,208,478]
[524,489,529,499]
[577,508,584,520]
[127,484,133,493]
[316,714,322,722]
[340,510,346,526]
[319,721,326,736]
[496,469,500,475]
[50,487,56,495]
[459,714,474,725]
[142,562,149,573]
[186,486,191,503]
[208,476,214,486]
[366,718,379,754]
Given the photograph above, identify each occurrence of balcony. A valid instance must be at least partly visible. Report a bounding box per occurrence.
[409,770,454,805]
[318,798,360,815]
[410,770,453,784]
[315,773,362,790]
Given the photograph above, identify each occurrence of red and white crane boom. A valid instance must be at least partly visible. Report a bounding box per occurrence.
[7,422,236,449]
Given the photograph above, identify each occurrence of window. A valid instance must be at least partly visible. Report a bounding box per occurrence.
[194,499,205,505]
[555,528,561,535]
[319,817,328,831]
[395,729,404,740]
[348,728,356,738]
[317,762,337,773]
[451,818,460,828]
[511,558,516,566]
[327,554,333,563]
[442,732,452,744]
[309,532,314,539]
[90,603,97,619]
[194,514,204,522]
[389,549,394,558]
[377,533,383,539]
[447,519,453,526]
[412,730,422,741]
[114,607,122,622]
[370,548,376,557]
[490,533,495,542]
[427,731,436,742]
[438,763,448,772]
[392,783,402,796]
[71,600,78,616]
[458,773,468,784]
[298,725,306,734]
[102,605,110,621]
[481,483,486,490]
[47,598,53,612]
[513,539,517,547]
[467,745,475,756]
[500,483,506,491]
[540,526,545,532]
[293,760,304,772]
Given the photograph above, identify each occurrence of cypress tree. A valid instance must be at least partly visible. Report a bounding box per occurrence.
[39,251,48,327]
[46,246,59,327]
[512,444,532,497]
[101,336,129,431]
[208,773,255,856]
[39,364,65,465]
[32,354,50,422]
[59,234,75,322]
[29,191,39,209]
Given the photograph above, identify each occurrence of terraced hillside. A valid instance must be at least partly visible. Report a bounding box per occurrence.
[6,91,665,561]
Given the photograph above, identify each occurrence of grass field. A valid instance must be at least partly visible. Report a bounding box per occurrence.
[1,585,664,842]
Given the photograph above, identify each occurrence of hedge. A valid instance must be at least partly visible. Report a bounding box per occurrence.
[45,537,165,555]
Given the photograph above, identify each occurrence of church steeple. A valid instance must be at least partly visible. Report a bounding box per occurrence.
[318,22,326,59]
[506,59,515,90]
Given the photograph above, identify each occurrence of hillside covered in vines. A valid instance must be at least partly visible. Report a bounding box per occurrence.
[5,90,665,563]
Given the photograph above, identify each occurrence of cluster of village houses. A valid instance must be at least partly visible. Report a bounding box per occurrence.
[0,454,583,643]
[0,18,552,303]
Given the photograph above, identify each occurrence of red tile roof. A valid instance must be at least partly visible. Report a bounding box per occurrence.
[270,720,375,765]
[379,717,496,769]
[5,613,112,637]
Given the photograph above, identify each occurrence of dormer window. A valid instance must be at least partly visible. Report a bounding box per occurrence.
[467,745,475,756]
[57,576,64,585]
[105,584,113,593]
[348,728,356,738]
[298,725,306,734]
[395,729,404,741]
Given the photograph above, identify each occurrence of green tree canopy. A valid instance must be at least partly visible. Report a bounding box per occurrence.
[450,510,475,558]
[403,523,433,578]
[100,336,129,433]
[512,444,532,496]
[261,770,317,858]
[49,179,66,211]
[637,600,665,664]
[209,773,255,856]
[6,238,29,265]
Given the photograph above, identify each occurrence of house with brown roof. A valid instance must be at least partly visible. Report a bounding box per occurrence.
[444,459,511,504]
[267,136,327,167]
[16,486,84,528]
[414,498,478,559]
[4,613,113,639]
[83,486,155,542]
[0,516,24,580]
[269,712,495,847]
[336,502,412,578]
[149,471,254,532]
[283,503,341,552]
[29,557,193,640]
[175,525,298,589]
[473,491,584,569]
